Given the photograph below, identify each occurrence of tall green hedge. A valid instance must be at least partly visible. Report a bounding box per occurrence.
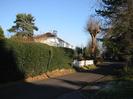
[0,39,73,83]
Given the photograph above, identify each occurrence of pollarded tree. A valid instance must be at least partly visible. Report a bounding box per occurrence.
[86,17,101,58]
[8,13,38,38]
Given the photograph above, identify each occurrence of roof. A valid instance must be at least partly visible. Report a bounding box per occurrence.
[34,32,56,39]
[34,32,74,47]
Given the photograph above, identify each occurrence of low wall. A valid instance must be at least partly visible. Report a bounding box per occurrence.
[72,60,94,67]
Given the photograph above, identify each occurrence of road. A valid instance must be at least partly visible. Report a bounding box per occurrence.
[0,62,124,99]
[0,73,107,99]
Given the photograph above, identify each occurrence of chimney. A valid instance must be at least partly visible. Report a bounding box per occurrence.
[53,30,57,37]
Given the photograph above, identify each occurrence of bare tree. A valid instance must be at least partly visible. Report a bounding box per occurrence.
[86,17,101,58]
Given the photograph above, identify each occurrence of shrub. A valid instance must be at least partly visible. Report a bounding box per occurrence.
[0,26,4,39]
[80,65,97,70]
[0,39,73,83]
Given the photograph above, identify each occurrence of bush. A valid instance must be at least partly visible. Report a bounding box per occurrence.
[80,65,97,70]
[0,39,73,83]
[95,57,104,64]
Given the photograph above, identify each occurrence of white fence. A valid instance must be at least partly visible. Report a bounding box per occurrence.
[72,60,94,67]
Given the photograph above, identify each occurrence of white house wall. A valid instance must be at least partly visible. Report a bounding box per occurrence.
[43,37,59,47]
[34,36,74,49]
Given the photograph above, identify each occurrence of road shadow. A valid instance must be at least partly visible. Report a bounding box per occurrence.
[0,39,25,84]
[75,62,125,77]
[0,81,76,99]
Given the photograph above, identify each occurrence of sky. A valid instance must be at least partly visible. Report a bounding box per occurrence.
[0,0,99,47]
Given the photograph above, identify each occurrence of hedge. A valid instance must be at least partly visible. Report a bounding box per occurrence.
[0,39,74,83]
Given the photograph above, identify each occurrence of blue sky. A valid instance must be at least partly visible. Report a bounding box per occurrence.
[0,0,98,47]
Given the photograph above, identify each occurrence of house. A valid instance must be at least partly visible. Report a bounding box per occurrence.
[34,32,74,49]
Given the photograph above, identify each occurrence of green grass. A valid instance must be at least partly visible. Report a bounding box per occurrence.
[83,80,133,99]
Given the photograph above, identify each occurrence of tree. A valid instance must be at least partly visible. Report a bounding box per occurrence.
[8,13,38,38]
[74,47,83,60]
[86,17,101,58]
[96,0,127,23]
[0,26,4,39]
[96,0,133,64]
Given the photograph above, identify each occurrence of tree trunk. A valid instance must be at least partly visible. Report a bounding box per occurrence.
[91,34,97,58]
[128,0,133,12]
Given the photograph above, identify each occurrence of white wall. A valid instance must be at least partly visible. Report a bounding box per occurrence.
[72,60,94,67]
[35,36,74,49]
[43,37,59,46]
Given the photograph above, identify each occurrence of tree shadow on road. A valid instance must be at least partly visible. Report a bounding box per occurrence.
[0,82,75,99]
